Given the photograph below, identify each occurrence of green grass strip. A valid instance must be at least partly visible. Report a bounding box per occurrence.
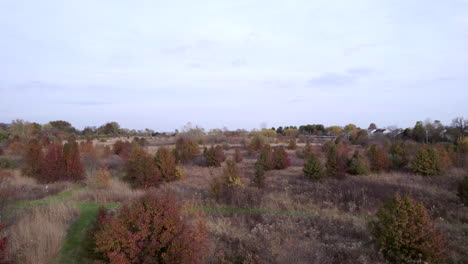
[13,188,85,209]
[54,202,119,264]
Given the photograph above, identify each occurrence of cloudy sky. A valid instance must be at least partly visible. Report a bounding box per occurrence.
[0,0,467,131]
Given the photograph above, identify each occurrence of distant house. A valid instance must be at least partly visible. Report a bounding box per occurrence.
[367,128,402,138]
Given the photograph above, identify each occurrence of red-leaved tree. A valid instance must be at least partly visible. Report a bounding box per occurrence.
[63,138,85,181]
[22,139,44,179]
[40,142,65,183]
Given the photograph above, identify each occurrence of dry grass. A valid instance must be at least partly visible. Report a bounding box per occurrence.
[4,202,79,264]
[73,179,144,203]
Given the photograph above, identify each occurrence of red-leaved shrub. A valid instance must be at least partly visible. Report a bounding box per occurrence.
[273,146,290,169]
[123,147,162,188]
[93,194,207,264]
[40,142,65,183]
[112,140,133,159]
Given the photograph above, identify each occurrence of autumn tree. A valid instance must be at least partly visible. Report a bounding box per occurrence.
[174,138,200,163]
[371,194,446,263]
[367,144,390,172]
[22,139,44,179]
[347,151,369,175]
[368,123,377,130]
[63,138,85,181]
[273,146,290,169]
[154,146,179,182]
[203,145,226,167]
[40,142,65,183]
[124,147,162,188]
[287,138,297,150]
[411,146,445,176]
[93,193,207,264]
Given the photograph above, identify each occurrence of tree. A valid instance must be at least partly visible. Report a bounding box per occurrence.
[368,123,377,130]
[273,146,290,169]
[174,138,200,163]
[203,145,226,167]
[451,117,467,139]
[63,138,85,181]
[256,144,274,171]
[303,152,325,180]
[367,144,390,172]
[348,151,369,175]
[40,142,65,183]
[22,139,44,179]
[371,194,446,263]
[124,147,162,188]
[222,159,243,187]
[325,144,338,177]
[287,138,297,150]
[154,147,179,182]
[413,121,426,143]
[93,194,207,264]
[411,146,445,176]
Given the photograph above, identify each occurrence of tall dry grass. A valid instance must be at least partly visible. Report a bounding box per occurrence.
[73,179,144,203]
[5,202,79,264]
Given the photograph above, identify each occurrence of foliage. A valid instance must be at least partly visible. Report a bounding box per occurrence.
[254,161,266,187]
[302,140,313,160]
[256,144,274,171]
[247,134,265,153]
[22,139,44,179]
[287,138,297,150]
[234,147,243,163]
[154,147,179,182]
[203,145,226,167]
[223,159,243,187]
[63,138,85,181]
[303,152,325,180]
[112,140,132,159]
[174,138,200,163]
[93,194,207,264]
[123,147,162,188]
[367,144,390,172]
[458,176,468,206]
[411,146,445,176]
[389,142,409,169]
[40,142,65,183]
[325,144,338,177]
[347,151,369,175]
[371,194,446,264]
[272,146,290,169]
[0,158,18,170]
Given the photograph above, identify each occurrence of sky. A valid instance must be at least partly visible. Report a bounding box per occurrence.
[0,0,467,131]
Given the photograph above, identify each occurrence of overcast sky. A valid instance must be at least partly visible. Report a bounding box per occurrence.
[0,0,467,131]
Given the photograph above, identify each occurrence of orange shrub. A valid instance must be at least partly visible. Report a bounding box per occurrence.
[95,168,111,188]
[93,194,207,264]
[112,140,132,159]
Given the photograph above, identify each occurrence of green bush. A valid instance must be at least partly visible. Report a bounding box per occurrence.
[367,144,390,172]
[371,194,446,264]
[347,151,369,175]
[458,176,468,206]
[411,146,445,176]
[303,152,325,180]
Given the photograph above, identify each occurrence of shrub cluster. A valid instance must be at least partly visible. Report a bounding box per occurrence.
[371,194,446,264]
[22,138,85,183]
[411,146,445,176]
[203,145,226,167]
[174,138,200,163]
[93,194,207,264]
[112,140,133,159]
